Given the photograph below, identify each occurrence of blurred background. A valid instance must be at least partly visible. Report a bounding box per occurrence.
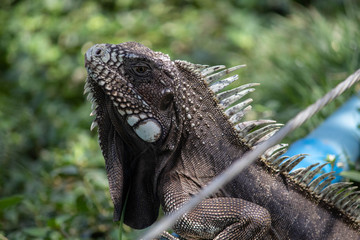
[1,0,359,239]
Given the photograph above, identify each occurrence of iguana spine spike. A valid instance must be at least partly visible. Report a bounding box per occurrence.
[225,98,253,118]
[201,65,226,76]
[302,163,328,185]
[333,187,358,205]
[192,63,209,71]
[342,194,360,210]
[84,80,91,95]
[348,200,360,213]
[209,75,239,93]
[292,163,320,182]
[90,121,98,131]
[84,87,91,95]
[313,175,335,193]
[219,88,256,108]
[234,119,276,133]
[244,123,282,146]
[249,130,277,146]
[349,205,360,219]
[321,182,352,199]
[289,168,304,176]
[264,151,287,164]
[91,102,97,110]
[228,105,252,124]
[271,156,289,168]
[280,154,306,173]
[86,92,94,101]
[90,110,96,116]
[345,191,360,203]
[308,171,334,191]
[324,183,352,202]
[174,60,209,74]
[205,64,245,84]
[277,155,298,171]
[216,83,260,102]
[340,192,360,208]
[261,143,288,160]
[332,186,357,202]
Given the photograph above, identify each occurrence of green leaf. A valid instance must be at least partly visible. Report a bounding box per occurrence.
[0,195,23,210]
[0,233,8,240]
[340,170,360,182]
[23,227,49,237]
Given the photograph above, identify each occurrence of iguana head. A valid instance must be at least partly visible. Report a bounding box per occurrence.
[85,42,180,145]
[84,42,184,228]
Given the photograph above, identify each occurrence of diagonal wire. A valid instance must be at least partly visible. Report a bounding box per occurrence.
[140,69,360,240]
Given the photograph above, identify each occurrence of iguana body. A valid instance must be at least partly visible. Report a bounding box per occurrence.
[84,42,360,239]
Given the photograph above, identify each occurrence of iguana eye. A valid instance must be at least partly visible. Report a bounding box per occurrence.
[132,64,150,76]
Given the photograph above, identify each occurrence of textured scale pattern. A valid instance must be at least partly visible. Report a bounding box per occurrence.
[85,42,360,239]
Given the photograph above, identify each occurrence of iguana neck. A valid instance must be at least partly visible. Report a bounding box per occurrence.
[170,63,248,184]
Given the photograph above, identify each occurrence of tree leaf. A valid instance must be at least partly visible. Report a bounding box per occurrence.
[23,227,49,237]
[0,195,23,210]
[340,170,360,183]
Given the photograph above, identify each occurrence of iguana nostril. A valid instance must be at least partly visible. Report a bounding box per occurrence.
[89,44,110,63]
[95,48,102,56]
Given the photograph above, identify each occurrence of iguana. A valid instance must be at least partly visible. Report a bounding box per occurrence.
[84,42,360,239]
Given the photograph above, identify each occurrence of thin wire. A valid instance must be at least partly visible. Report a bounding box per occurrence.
[140,69,360,240]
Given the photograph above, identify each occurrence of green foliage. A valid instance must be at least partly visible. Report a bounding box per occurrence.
[340,171,360,183]
[0,0,359,239]
[0,195,24,211]
[245,4,360,141]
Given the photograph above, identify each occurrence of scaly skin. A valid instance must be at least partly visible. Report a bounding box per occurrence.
[84,42,360,239]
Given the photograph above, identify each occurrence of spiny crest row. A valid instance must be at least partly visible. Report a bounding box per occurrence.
[263,145,360,222]
[84,80,99,131]
[199,63,360,223]
[197,62,280,147]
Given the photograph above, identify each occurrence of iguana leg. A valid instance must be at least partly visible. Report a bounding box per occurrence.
[162,189,271,239]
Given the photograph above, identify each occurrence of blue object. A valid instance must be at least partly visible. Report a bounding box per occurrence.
[160,232,180,239]
[285,93,360,181]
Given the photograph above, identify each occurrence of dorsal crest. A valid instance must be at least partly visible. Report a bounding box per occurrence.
[182,61,360,226]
